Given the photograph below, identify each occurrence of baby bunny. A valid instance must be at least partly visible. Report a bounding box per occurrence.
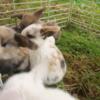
[14,36,67,85]
[0,69,75,100]
[29,36,66,85]
[12,8,45,32]
[21,21,61,40]
[0,66,75,100]
[0,37,76,100]
[0,35,66,85]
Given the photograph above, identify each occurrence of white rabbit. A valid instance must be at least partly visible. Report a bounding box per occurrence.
[0,37,76,100]
[0,71,76,100]
[29,36,67,85]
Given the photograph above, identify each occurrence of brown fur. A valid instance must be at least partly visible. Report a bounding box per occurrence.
[0,35,38,75]
[12,8,45,32]
[41,21,61,39]
[0,47,29,75]
[14,34,38,49]
[0,26,17,46]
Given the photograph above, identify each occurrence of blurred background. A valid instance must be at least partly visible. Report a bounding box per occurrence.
[0,0,100,100]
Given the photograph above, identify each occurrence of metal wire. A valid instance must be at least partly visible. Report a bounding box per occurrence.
[0,0,99,33]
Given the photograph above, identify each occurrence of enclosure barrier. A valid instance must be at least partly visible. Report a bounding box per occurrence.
[0,0,100,33]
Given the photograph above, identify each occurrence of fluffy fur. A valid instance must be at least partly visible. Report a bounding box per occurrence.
[12,8,45,32]
[21,21,61,39]
[0,36,66,85]
[0,37,76,100]
[0,26,17,47]
[0,67,75,100]
[21,23,43,38]
[0,47,30,75]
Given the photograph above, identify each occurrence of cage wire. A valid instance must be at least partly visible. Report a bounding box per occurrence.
[0,0,100,33]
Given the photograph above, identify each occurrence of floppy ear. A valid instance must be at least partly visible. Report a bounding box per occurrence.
[14,34,38,49]
[41,25,60,37]
[11,14,23,19]
[33,8,45,19]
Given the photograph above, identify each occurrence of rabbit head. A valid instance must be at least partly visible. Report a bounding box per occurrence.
[21,23,42,38]
[21,21,61,40]
[12,8,45,32]
[30,36,67,85]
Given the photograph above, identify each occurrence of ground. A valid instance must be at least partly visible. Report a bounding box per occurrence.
[56,26,100,100]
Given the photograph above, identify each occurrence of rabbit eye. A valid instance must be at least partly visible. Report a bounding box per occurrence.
[61,60,65,69]
[27,34,35,39]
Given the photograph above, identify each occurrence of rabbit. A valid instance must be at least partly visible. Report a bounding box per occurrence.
[0,36,76,100]
[21,21,61,40]
[0,36,66,85]
[0,8,45,46]
[11,8,45,33]
[0,34,38,75]
[0,68,75,100]
[0,67,75,100]
[29,36,67,85]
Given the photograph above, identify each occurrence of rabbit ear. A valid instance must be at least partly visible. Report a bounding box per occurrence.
[33,8,45,19]
[11,14,23,19]
[14,34,38,49]
[41,25,59,33]
[41,25,60,38]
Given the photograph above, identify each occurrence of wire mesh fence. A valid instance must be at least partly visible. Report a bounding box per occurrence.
[0,0,100,33]
[70,0,100,33]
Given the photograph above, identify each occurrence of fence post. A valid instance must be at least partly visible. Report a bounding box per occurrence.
[68,0,73,24]
[13,0,16,9]
[47,0,51,21]
[12,0,17,26]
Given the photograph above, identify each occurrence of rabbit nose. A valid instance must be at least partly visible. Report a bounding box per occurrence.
[60,60,66,69]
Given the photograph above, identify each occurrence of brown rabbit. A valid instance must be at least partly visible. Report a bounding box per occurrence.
[0,34,37,75]
[12,8,45,32]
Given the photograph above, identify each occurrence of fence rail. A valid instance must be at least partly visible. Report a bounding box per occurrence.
[0,0,100,33]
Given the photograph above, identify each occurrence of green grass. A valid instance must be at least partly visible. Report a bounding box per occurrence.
[57,26,100,57]
[56,26,100,100]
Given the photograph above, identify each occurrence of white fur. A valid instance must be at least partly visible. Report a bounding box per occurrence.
[0,36,66,85]
[0,37,75,99]
[0,71,76,100]
[21,21,61,39]
[0,74,3,89]
[29,36,67,85]
[0,70,76,100]
[21,23,43,38]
